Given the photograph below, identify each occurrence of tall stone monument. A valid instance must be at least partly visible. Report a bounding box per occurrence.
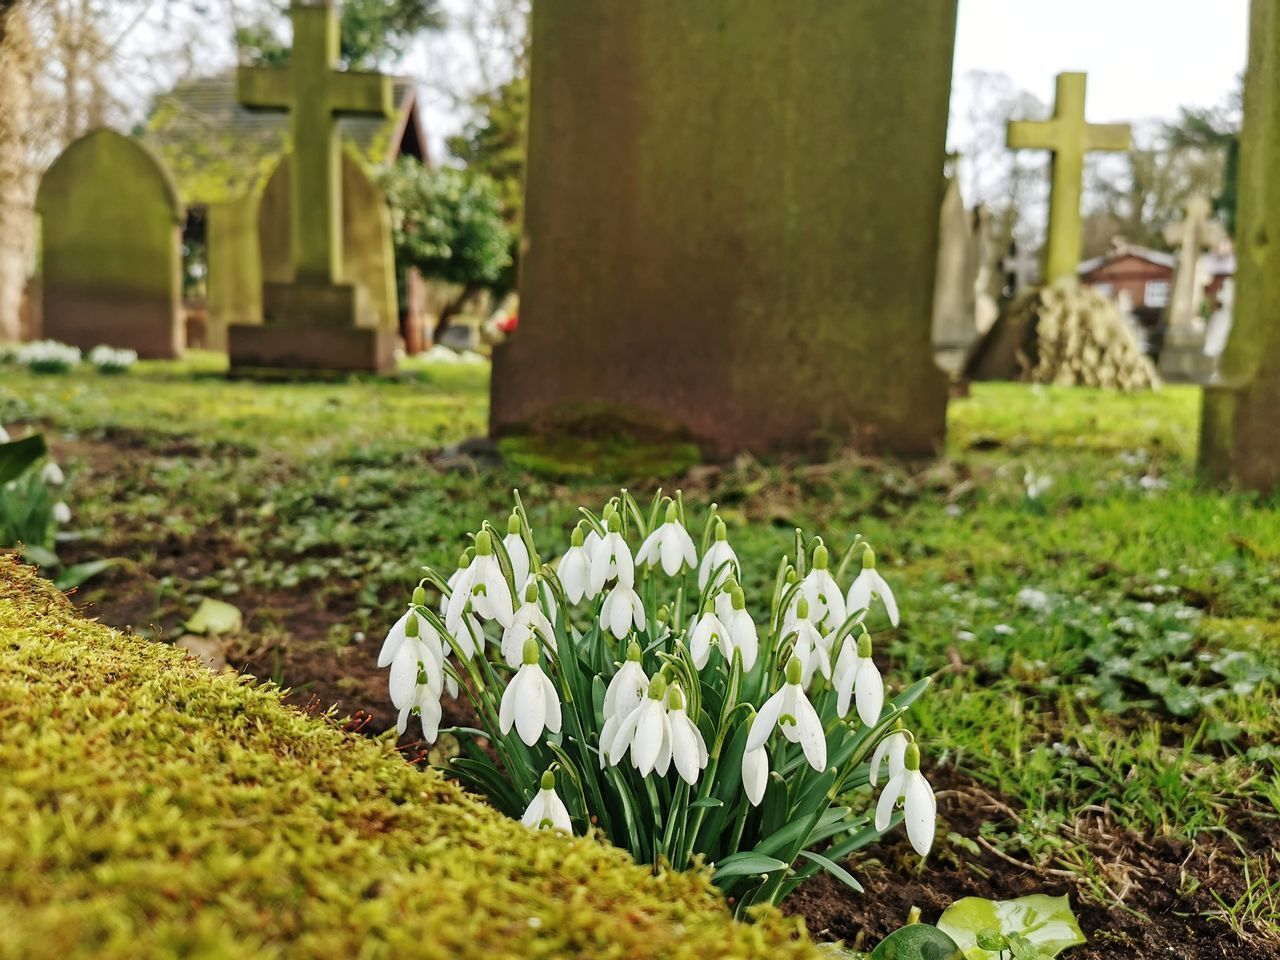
[35,129,185,358]
[933,177,981,375]
[1158,196,1225,382]
[228,0,396,375]
[1200,0,1280,492]
[491,0,959,457]
[1008,73,1131,284]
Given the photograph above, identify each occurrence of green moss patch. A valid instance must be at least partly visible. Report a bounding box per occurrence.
[0,557,815,959]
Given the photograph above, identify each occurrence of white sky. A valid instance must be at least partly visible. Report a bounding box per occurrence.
[952,0,1249,124]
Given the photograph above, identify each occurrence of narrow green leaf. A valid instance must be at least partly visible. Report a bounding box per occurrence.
[797,849,864,893]
[53,558,118,591]
[0,435,46,485]
[711,852,788,882]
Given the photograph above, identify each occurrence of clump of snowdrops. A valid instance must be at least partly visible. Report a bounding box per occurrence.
[378,491,937,907]
[87,345,138,374]
[15,340,81,374]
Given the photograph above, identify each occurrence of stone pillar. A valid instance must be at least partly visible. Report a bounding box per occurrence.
[491,0,959,457]
[206,192,262,352]
[1200,0,1280,492]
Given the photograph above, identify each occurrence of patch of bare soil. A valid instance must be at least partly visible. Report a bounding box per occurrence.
[784,767,1280,959]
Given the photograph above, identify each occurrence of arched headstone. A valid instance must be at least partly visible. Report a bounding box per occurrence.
[35,129,185,358]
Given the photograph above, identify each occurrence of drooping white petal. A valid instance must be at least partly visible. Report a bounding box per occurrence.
[669,710,703,785]
[544,788,573,833]
[854,656,885,727]
[513,666,548,746]
[903,771,936,856]
[742,746,768,806]
[868,734,891,787]
[658,526,685,576]
[540,670,562,735]
[503,533,530,589]
[498,669,519,735]
[834,642,857,717]
[603,660,648,720]
[727,610,759,672]
[875,770,907,832]
[689,613,726,670]
[846,570,873,615]
[792,692,828,772]
[559,547,590,603]
[635,528,662,568]
[698,540,739,591]
[417,694,442,742]
[632,700,666,775]
[875,571,901,626]
[377,610,411,667]
[746,688,785,753]
[608,703,644,764]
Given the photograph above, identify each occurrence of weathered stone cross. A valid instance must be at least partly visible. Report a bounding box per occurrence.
[1008,72,1131,285]
[237,0,391,286]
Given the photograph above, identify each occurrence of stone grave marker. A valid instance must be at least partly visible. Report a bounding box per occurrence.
[1201,0,1280,491]
[206,192,261,352]
[492,0,960,456]
[35,128,185,358]
[1158,195,1226,382]
[1008,73,1131,284]
[228,0,396,375]
[933,176,981,374]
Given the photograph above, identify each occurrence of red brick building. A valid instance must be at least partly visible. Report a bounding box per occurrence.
[1077,245,1175,329]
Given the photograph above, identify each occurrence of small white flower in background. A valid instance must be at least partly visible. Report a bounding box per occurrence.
[782,595,830,687]
[599,643,649,765]
[636,499,697,576]
[502,580,556,667]
[833,631,883,726]
[868,727,908,787]
[499,639,562,746]
[588,513,634,596]
[502,511,531,588]
[875,741,936,857]
[0,425,9,442]
[88,344,138,373]
[558,525,593,603]
[665,684,708,786]
[688,603,730,670]
[1024,469,1052,500]
[40,461,65,485]
[608,674,670,776]
[600,580,645,639]
[699,518,739,591]
[1017,587,1051,612]
[519,572,558,625]
[52,501,72,524]
[522,770,572,834]
[747,657,827,773]
[846,547,899,627]
[742,745,769,806]
[447,530,514,630]
[799,544,846,632]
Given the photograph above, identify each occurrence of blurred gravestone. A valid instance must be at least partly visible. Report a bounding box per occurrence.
[228,0,396,375]
[35,129,184,358]
[1201,0,1280,491]
[206,192,262,352]
[1158,196,1224,382]
[933,176,981,375]
[492,0,959,456]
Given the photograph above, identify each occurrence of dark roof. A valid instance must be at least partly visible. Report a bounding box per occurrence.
[143,71,426,203]
[1078,245,1176,276]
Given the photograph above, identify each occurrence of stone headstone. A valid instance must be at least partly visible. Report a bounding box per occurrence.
[1008,73,1131,285]
[1203,277,1234,363]
[492,0,959,456]
[1158,196,1225,382]
[1001,242,1039,299]
[228,0,397,375]
[206,191,262,352]
[933,177,981,375]
[35,128,185,358]
[1201,6,1280,490]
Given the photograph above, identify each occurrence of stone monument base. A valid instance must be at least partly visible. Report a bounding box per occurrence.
[1201,379,1280,490]
[1158,327,1215,383]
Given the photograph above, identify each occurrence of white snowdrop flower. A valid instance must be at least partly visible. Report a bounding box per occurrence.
[868,728,909,787]
[588,513,634,596]
[522,770,572,834]
[742,745,769,807]
[40,461,65,485]
[558,525,593,603]
[52,501,72,524]
[799,544,846,632]
[665,684,708,786]
[746,657,827,772]
[499,639,562,747]
[845,547,900,627]
[395,674,443,743]
[440,550,473,616]
[833,632,884,726]
[698,518,739,591]
[447,530,514,631]
[519,572,558,626]
[608,675,671,776]
[381,598,458,700]
[687,606,730,670]
[502,580,557,667]
[783,596,831,687]
[705,586,759,672]
[502,511,531,589]
[875,742,936,857]
[635,499,697,576]
[600,580,645,640]
[599,644,649,765]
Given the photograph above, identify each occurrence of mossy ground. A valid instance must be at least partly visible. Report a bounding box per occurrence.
[2,354,1278,956]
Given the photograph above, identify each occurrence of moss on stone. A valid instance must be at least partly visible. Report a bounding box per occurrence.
[0,557,816,959]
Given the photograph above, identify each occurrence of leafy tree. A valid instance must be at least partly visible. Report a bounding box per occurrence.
[377,159,512,337]
[1164,84,1242,235]
[236,0,444,69]
[447,73,528,229]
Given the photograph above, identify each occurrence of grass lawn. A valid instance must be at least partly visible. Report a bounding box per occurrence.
[2,353,1277,958]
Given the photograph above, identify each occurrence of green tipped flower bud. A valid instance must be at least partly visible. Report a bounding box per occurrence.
[664,499,678,524]
[905,741,921,772]
[522,638,540,666]
[731,587,746,611]
[607,511,623,533]
[722,576,739,595]
[626,641,643,663]
[785,567,798,585]
[474,530,493,557]
[857,632,872,658]
[540,770,556,791]
[862,546,876,570]
[666,684,685,711]
[602,501,617,521]
[405,613,419,638]
[458,549,474,569]
[785,656,804,686]
[796,596,810,620]
[813,544,830,570]
[571,525,585,548]
[657,604,671,623]
[714,518,728,542]
[646,674,668,700]
[507,511,522,535]
[412,585,426,606]
[525,580,539,604]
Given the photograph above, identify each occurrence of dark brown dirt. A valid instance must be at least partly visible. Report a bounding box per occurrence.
[784,766,1280,959]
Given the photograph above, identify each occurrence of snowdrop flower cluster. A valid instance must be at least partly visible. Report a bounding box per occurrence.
[16,340,81,374]
[376,491,940,907]
[87,345,138,374]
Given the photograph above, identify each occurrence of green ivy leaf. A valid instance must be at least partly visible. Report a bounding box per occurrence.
[937,895,1085,959]
[185,597,244,635]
